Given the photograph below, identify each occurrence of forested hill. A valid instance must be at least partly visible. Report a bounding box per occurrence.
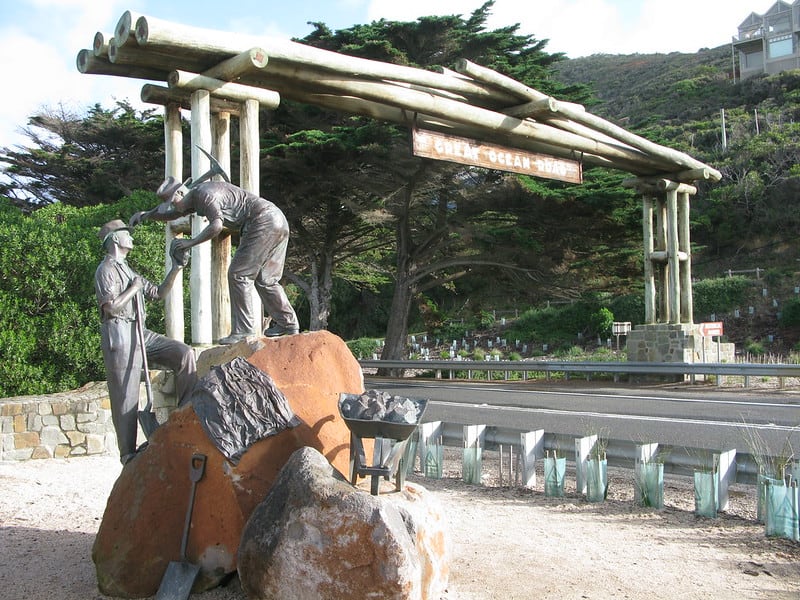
[554,44,800,281]
[553,45,735,127]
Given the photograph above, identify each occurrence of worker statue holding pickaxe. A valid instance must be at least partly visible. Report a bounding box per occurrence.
[129,150,300,345]
[95,220,197,465]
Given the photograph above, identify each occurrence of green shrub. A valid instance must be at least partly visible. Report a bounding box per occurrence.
[779,297,800,327]
[505,299,613,348]
[476,310,496,329]
[693,276,750,318]
[0,194,171,397]
[744,339,766,355]
[345,337,382,359]
[590,307,614,339]
[555,345,586,359]
[609,293,644,324]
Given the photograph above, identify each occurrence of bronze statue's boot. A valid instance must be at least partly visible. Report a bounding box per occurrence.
[217,332,251,345]
[264,323,299,337]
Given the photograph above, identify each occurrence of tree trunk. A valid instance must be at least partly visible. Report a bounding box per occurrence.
[378,200,417,376]
[306,254,334,331]
[288,251,334,331]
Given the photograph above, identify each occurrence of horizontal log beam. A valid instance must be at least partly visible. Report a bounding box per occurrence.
[456,59,722,181]
[109,40,212,74]
[134,14,519,106]
[92,32,112,58]
[649,250,690,262]
[502,98,557,118]
[140,84,242,115]
[201,47,269,82]
[257,69,670,172]
[623,177,698,195]
[242,60,474,105]
[169,70,280,108]
[268,85,624,171]
[76,49,169,82]
[114,11,144,47]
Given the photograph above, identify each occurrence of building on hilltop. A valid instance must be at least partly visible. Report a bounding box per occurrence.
[733,1,800,79]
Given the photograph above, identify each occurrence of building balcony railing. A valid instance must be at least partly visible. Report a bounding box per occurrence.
[733,28,765,43]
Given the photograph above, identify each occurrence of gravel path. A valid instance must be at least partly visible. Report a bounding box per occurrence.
[2,453,800,599]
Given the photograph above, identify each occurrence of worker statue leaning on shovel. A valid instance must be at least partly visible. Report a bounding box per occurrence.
[95,220,198,465]
[129,162,300,345]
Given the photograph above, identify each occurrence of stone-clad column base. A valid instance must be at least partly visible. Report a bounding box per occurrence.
[626,323,736,381]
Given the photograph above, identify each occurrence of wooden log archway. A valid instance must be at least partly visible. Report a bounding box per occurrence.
[78,11,722,346]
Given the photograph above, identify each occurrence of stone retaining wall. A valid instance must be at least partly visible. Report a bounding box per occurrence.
[0,381,117,461]
[0,371,181,462]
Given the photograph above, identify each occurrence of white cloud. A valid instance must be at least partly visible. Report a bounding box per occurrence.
[0,0,142,149]
[366,0,779,57]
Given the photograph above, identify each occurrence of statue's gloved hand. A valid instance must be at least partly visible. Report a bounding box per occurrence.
[170,238,191,267]
[129,211,145,227]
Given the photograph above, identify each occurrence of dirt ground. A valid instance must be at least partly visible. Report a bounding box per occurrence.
[1,451,800,600]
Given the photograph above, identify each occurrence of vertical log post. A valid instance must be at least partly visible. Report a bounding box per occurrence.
[666,189,680,324]
[211,112,232,342]
[190,89,214,345]
[642,194,656,324]
[163,103,184,341]
[240,98,263,334]
[655,197,668,322]
[679,190,693,323]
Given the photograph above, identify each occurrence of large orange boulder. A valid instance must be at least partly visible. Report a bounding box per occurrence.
[92,331,365,598]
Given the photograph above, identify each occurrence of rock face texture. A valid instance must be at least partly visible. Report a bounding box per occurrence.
[92,331,365,598]
[238,447,451,600]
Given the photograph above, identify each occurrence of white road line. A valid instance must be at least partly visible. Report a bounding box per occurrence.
[432,401,800,432]
[385,382,796,409]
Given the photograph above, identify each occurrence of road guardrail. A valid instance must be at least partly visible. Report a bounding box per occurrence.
[358,359,800,387]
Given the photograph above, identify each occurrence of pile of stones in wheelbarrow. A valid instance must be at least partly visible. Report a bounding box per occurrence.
[340,389,422,423]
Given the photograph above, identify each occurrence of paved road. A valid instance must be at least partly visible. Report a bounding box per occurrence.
[366,378,800,455]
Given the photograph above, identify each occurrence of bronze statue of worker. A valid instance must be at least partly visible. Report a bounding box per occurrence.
[130,177,300,345]
[95,219,197,465]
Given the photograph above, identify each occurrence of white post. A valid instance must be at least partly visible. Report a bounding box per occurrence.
[418,421,444,478]
[634,442,659,505]
[190,89,213,345]
[462,424,486,485]
[575,434,598,494]
[717,449,737,511]
[520,430,544,488]
[163,102,184,341]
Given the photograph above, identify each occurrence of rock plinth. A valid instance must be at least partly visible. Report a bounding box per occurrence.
[238,447,450,600]
[92,331,366,598]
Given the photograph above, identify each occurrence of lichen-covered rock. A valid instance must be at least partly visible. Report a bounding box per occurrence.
[238,447,450,600]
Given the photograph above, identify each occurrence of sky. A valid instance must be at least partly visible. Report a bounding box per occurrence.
[0,0,777,152]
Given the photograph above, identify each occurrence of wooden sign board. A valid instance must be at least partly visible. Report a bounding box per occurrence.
[412,128,582,184]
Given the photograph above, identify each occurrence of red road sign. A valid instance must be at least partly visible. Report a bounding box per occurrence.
[699,321,723,337]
